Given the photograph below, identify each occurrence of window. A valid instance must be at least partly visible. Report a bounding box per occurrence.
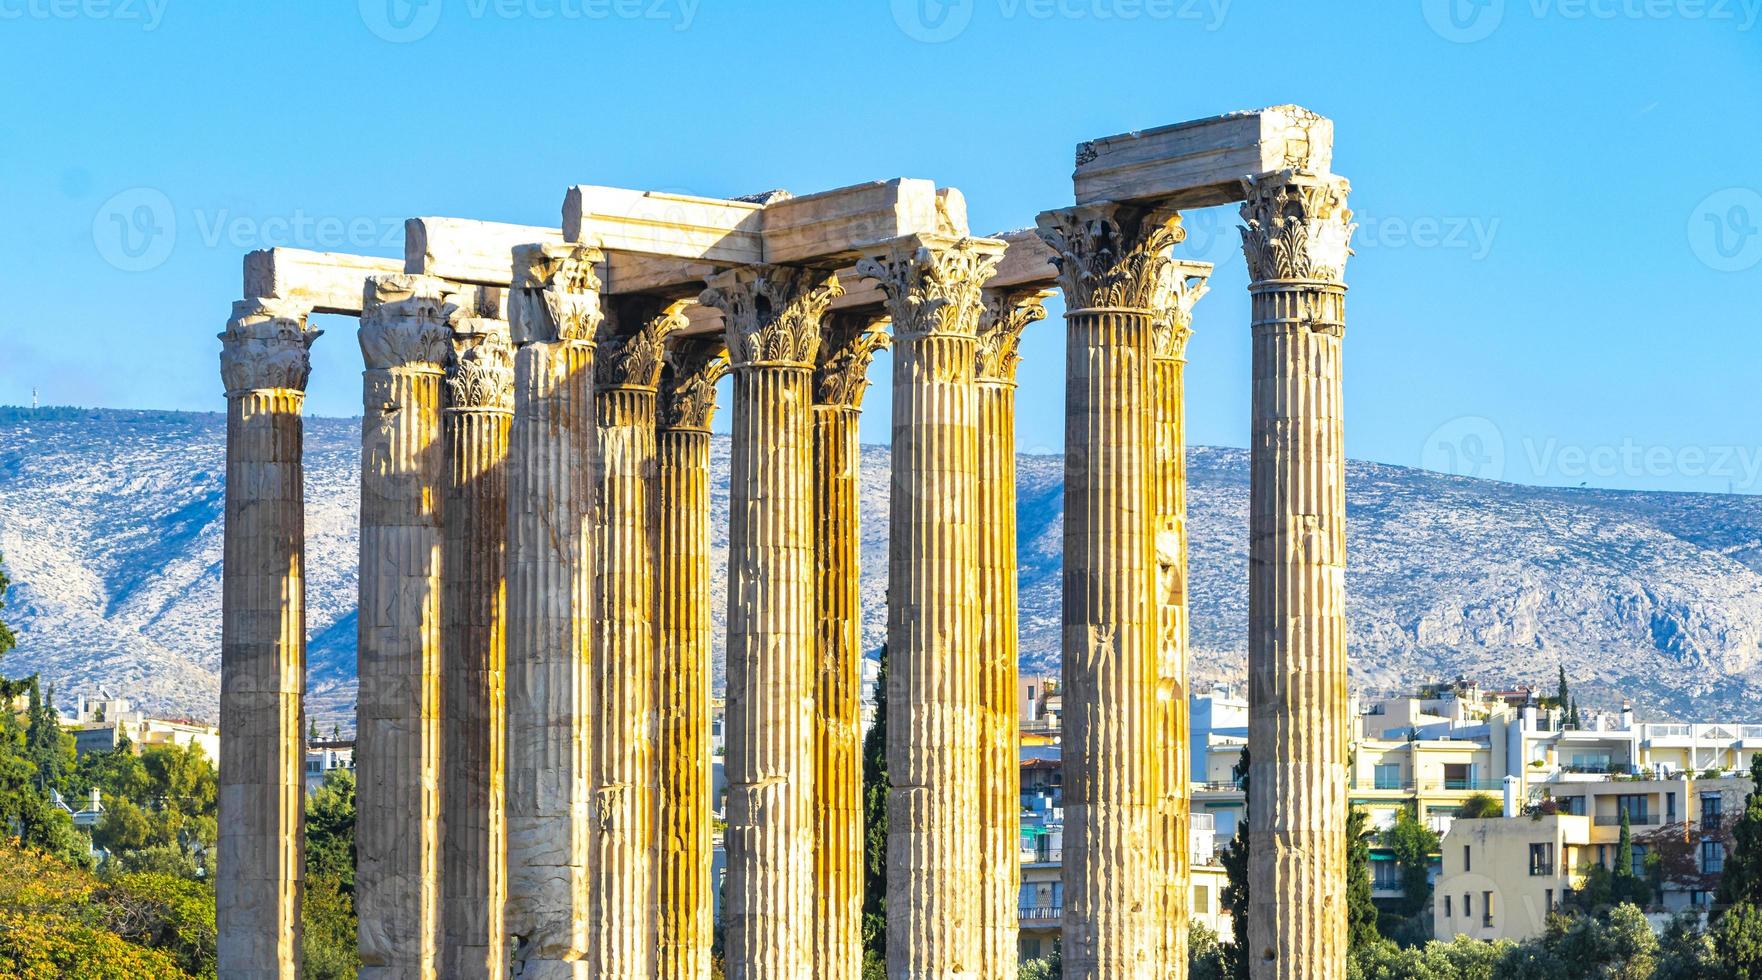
[1444,762,1472,790]
[1703,840,1727,874]
[1691,890,1712,908]
[1482,891,1494,927]
[1617,794,1651,824]
[1704,794,1725,832]
[1667,792,1677,823]
[1560,796,1586,816]
[1373,861,1401,891]
[1632,844,1649,877]
[1374,764,1402,790]
[1529,842,1555,876]
[1464,845,1472,872]
[1444,895,1454,917]
[1463,893,1472,918]
[1193,884,1209,914]
[1546,889,1555,912]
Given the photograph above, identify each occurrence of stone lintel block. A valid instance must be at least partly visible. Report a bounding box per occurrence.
[984,228,1059,291]
[564,185,765,264]
[406,217,565,286]
[1073,105,1335,209]
[763,178,964,265]
[243,247,404,316]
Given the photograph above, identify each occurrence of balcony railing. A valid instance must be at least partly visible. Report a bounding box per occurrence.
[1021,848,1063,865]
[1018,906,1062,922]
[1594,813,1661,827]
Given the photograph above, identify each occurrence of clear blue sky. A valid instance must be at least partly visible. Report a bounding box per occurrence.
[2,0,1758,492]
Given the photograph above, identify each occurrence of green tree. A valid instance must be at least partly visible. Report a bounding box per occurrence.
[1188,922,1228,980]
[860,646,888,980]
[0,557,17,662]
[1713,900,1762,978]
[305,768,356,890]
[1346,805,1382,960]
[1219,748,1251,980]
[1654,912,1719,980]
[1455,793,1503,820]
[1382,804,1440,923]
[1556,666,1569,710]
[1611,811,1651,907]
[303,767,358,978]
[1718,753,1762,910]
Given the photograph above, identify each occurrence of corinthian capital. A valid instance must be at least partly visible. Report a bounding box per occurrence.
[597,298,688,390]
[855,236,1003,342]
[700,265,842,369]
[1149,261,1212,361]
[975,288,1048,384]
[359,274,455,371]
[814,312,890,410]
[219,297,320,394]
[1035,203,1185,312]
[657,337,730,432]
[1238,169,1355,284]
[446,317,515,413]
[509,242,605,345]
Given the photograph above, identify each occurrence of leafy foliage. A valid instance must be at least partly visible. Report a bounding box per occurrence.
[0,838,199,977]
[860,645,888,980]
[1219,748,1251,980]
[1346,806,1383,958]
[1454,793,1503,820]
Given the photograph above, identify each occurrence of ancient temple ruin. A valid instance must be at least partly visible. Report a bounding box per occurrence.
[215,105,1355,980]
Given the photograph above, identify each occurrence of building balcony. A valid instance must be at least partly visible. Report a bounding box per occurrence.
[1021,848,1063,865]
[1019,905,1062,923]
[1594,813,1661,827]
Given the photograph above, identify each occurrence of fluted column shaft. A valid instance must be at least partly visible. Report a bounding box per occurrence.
[442,312,514,980]
[505,244,605,980]
[1036,205,1185,980]
[1149,264,1208,980]
[973,291,1043,980]
[1240,171,1355,980]
[356,275,453,980]
[811,317,888,980]
[217,298,318,980]
[655,340,726,980]
[859,237,1003,980]
[591,299,681,980]
[701,267,843,980]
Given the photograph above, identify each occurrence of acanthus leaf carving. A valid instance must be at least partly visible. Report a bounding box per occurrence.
[814,312,890,409]
[975,288,1048,384]
[699,266,842,369]
[1238,169,1355,284]
[509,242,605,346]
[658,337,730,431]
[446,318,515,412]
[597,299,688,390]
[219,297,320,394]
[854,237,1002,342]
[1148,262,1212,361]
[1036,204,1186,312]
[359,274,455,371]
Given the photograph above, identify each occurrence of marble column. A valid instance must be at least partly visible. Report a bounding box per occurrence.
[1149,262,1210,980]
[655,338,729,980]
[356,274,454,979]
[973,288,1045,980]
[699,266,843,980]
[441,295,515,980]
[857,236,1004,980]
[810,312,889,980]
[505,243,605,980]
[217,297,319,980]
[1238,170,1355,980]
[592,297,686,979]
[1036,204,1185,980]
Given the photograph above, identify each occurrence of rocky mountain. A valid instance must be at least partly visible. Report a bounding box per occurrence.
[1,406,1759,729]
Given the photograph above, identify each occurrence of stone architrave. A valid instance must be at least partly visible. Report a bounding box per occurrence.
[441,293,516,980]
[1148,261,1211,979]
[655,338,730,980]
[504,243,606,980]
[591,296,687,979]
[856,235,1004,980]
[1238,169,1355,980]
[217,297,319,980]
[699,266,843,980]
[1035,204,1185,980]
[810,311,890,980]
[355,274,455,979]
[973,287,1046,980]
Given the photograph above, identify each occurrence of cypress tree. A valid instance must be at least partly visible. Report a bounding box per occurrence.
[1717,753,1762,911]
[1345,806,1381,958]
[859,645,889,979]
[1220,748,1251,980]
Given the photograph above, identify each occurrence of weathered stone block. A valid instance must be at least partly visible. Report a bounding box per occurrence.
[1073,105,1334,208]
